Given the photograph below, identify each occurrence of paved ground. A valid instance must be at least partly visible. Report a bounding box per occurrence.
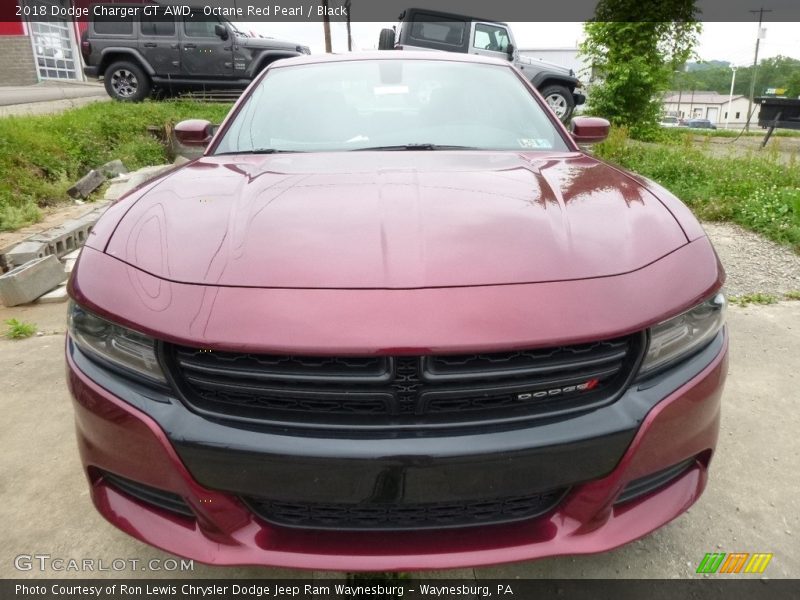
[0,299,798,579]
[0,82,108,117]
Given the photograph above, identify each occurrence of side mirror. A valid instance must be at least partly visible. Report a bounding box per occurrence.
[506,43,514,59]
[570,116,610,144]
[214,24,229,40]
[174,119,214,147]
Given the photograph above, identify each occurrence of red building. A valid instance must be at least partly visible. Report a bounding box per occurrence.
[0,1,132,85]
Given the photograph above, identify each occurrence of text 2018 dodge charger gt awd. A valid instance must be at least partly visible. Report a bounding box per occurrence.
[66,52,728,570]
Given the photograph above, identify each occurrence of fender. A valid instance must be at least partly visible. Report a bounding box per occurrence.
[100,47,155,76]
[530,72,580,90]
[248,50,303,78]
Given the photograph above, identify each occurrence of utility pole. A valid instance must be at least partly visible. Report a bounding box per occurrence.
[726,66,737,129]
[746,7,772,131]
[345,0,352,51]
[322,0,332,53]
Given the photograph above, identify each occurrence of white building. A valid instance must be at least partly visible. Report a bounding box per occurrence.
[662,91,751,128]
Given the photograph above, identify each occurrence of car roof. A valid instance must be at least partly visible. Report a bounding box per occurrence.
[270,50,513,69]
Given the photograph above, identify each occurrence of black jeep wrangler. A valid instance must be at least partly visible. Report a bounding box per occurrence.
[81,6,310,101]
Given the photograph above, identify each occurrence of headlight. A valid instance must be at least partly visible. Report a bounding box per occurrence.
[68,301,166,384]
[639,293,726,376]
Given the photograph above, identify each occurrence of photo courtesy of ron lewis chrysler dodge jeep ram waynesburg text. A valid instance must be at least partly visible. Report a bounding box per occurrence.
[66,52,728,571]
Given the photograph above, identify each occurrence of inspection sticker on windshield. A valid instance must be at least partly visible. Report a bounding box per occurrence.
[518,138,550,149]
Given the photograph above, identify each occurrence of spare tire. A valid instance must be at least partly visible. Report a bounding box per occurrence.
[378,28,396,50]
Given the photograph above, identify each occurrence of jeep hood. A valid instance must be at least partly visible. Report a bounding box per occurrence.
[104,152,688,289]
[239,36,302,52]
[516,55,573,76]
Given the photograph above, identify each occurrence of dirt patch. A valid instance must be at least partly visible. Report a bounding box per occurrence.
[703,221,800,296]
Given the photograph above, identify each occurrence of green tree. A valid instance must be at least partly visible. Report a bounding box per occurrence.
[671,56,800,98]
[580,0,701,138]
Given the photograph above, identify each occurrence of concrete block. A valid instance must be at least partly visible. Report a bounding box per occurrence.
[104,181,131,201]
[29,216,98,258]
[35,284,69,304]
[67,169,106,199]
[104,165,172,201]
[129,165,173,187]
[100,159,128,178]
[6,240,49,267]
[63,249,81,261]
[0,255,66,307]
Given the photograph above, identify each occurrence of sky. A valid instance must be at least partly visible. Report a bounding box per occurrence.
[247,21,800,66]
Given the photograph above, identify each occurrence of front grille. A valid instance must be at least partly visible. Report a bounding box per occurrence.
[243,489,567,530]
[165,334,642,430]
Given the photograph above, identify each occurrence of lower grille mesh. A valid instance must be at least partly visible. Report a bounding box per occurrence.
[244,489,567,530]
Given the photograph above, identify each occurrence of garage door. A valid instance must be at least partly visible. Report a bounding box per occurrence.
[27,1,80,80]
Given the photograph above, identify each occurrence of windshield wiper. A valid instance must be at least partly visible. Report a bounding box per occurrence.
[352,144,480,151]
[215,149,303,156]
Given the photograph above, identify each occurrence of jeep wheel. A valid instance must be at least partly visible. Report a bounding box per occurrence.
[540,84,575,122]
[378,28,396,50]
[104,61,151,102]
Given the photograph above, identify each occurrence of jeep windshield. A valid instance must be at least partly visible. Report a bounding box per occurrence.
[213,58,569,154]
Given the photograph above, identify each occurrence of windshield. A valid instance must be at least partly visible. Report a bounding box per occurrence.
[213,59,569,154]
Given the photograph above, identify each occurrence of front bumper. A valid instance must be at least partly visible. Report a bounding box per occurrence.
[66,327,727,570]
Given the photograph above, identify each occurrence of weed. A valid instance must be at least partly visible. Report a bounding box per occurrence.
[728,293,779,307]
[4,318,38,339]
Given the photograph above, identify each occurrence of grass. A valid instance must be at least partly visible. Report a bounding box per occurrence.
[727,291,800,306]
[594,127,800,253]
[4,318,38,339]
[0,100,232,232]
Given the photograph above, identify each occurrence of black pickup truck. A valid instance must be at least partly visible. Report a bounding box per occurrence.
[81,6,310,101]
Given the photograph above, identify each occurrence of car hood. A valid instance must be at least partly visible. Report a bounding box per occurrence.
[105,152,688,289]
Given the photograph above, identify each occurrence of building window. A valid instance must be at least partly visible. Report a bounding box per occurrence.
[735,112,740,119]
[724,112,728,119]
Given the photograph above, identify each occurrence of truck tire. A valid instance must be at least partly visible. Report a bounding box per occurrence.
[539,84,575,122]
[104,61,151,102]
[378,28,396,50]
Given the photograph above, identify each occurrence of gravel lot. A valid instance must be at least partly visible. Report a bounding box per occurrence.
[703,222,800,296]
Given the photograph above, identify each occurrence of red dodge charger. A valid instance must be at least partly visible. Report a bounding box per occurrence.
[66,52,728,570]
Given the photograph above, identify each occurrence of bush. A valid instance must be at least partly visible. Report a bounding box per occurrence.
[0,100,231,232]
